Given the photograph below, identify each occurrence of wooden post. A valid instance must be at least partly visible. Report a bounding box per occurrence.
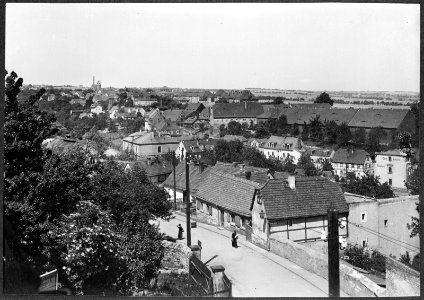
[186,151,191,246]
[328,209,340,297]
[173,150,177,210]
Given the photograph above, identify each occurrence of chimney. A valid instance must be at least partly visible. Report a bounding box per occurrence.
[287,175,296,190]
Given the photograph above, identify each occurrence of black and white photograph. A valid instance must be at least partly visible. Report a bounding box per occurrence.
[3,2,420,297]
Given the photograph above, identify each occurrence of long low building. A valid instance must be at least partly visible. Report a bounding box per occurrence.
[212,103,416,137]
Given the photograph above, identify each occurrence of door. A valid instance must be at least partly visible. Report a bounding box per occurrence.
[220,209,225,226]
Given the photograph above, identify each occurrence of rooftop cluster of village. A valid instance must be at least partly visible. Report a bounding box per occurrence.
[7,74,420,296]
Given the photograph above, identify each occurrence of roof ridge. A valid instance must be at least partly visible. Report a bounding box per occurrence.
[209,169,260,187]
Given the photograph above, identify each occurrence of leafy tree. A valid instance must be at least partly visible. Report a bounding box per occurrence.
[314,92,334,106]
[275,115,288,134]
[407,203,419,238]
[301,123,309,141]
[309,115,323,141]
[366,126,388,155]
[342,173,394,199]
[297,153,318,176]
[322,120,338,144]
[289,124,300,136]
[85,95,93,108]
[398,131,412,157]
[322,159,333,171]
[273,97,283,104]
[254,123,270,138]
[52,200,127,295]
[336,122,352,146]
[227,121,242,135]
[352,128,367,146]
[405,166,420,195]
[280,155,296,173]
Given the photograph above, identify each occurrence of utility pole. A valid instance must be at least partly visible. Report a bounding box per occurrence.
[185,151,192,246]
[172,150,177,210]
[328,208,340,297]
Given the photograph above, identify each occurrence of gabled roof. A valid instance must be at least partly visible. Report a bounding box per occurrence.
[139,159,173,177]
[162,109,183,122]
[331,148,370,165]
[213,103,264,118]
[261,135,301,150]
[304,146,333,158]
[182,103,205,119]
[260,177,348,220]
[317,108,359,125]
[195,169,260,217]
[348,108,409,129]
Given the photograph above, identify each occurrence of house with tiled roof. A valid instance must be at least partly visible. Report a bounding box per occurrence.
[162,109,183,123]
[304,146,334,170]
[122,131,179,157]
[211,102,264,126]
[374,149,418,189]
[249,176,349,249]
[194,168,261,230]
[175,138,218,161]
[259,135,304,164]
[331,148,373,178]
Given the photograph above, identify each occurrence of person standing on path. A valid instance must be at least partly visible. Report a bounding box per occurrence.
[231,230,238,248]
[177,224,184,240]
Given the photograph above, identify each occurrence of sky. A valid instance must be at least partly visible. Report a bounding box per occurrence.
[5,3,420,92]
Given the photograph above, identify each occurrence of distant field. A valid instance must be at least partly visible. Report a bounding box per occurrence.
[285,100,410,110]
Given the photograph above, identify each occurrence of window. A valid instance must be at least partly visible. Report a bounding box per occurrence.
[208,205,212,216]
[388,167,392,174]
[362,240,368,248]
[361,213,367,222]
[389,179,392,186]
[231,214,235,223]
[388,156,392,162]
[384,219,388,227]
[158,146,162,153]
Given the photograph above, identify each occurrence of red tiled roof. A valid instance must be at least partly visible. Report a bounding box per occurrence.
[261,177,348,220]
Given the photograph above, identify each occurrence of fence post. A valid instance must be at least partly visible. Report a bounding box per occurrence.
[210,265,226,297]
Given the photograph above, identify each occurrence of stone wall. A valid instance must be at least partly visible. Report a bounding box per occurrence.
[269,238,385,297]
[385,256,420,296]
[300,240,328,255]
[161,241,192,273]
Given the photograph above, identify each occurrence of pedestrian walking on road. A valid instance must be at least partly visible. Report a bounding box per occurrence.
[177,224,184,240]
[231,230,238,248]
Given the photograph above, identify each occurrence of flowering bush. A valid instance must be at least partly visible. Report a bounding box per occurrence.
[53,201,127,295]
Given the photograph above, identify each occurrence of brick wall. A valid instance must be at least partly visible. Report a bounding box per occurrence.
[269,238,385,297]
[385,256,420,296]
